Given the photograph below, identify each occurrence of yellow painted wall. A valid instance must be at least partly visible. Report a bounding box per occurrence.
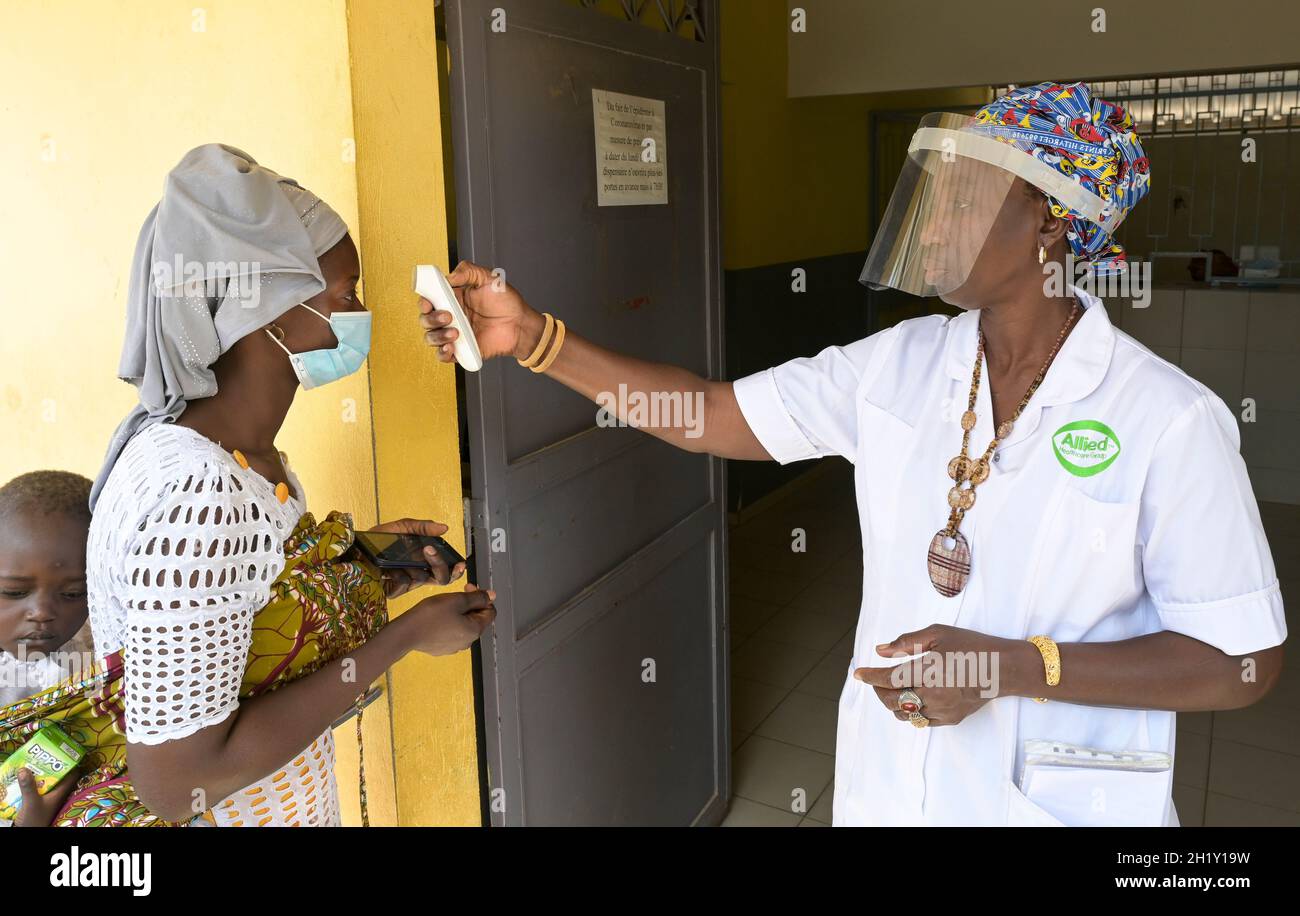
[0,0,372,509]
[1,0,477,825]
[720,0,990,269]
[345,0,481,828]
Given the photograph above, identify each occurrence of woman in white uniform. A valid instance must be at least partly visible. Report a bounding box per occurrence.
[418,82,1287,826]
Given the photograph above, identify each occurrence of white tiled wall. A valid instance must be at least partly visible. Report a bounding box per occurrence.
[1107,288,1300,505]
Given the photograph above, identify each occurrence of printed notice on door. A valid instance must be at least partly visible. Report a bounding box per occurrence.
[592,89,667,206]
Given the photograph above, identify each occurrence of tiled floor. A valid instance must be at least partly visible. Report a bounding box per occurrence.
[719,459,1300,827]
[722,460,861,827]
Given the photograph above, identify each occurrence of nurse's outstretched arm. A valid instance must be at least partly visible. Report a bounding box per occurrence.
[419,261,772,461]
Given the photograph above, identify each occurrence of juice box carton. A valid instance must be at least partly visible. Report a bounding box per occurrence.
[0,724,85,819]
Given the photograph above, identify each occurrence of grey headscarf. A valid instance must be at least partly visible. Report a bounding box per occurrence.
[90,144,349,509]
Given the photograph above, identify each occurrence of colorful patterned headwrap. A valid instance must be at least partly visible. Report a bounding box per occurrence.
[970,81,1150,275]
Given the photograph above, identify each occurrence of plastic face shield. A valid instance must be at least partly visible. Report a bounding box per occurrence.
[861,111,1126,298]
[861,112,1019,298]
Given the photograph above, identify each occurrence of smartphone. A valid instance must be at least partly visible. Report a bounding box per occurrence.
[354,530,466,570]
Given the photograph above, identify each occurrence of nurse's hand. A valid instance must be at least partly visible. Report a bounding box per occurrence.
[853,624,1030,727]
[419,260,544,363]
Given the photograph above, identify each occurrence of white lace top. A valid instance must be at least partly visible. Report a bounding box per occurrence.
[87,422,340,827]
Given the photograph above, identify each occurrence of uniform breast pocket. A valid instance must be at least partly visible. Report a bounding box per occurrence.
[856,402,915,548]
[858,400,914,454]
[1019,764,1173,827]
[1012,740,1174,827]
[1030,485,1142,630]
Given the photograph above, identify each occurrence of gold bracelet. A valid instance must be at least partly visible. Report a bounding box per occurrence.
[531,318,566,373]
[1027,635,1060,704]
[517,312,555,368]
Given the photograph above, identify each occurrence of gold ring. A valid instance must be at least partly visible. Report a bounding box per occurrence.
[898,689,923,712]
[908,711,930,728]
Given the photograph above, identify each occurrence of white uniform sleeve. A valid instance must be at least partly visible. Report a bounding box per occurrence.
[1139,393,1287,656]
[733,333,886,464]
[118,461,284,745]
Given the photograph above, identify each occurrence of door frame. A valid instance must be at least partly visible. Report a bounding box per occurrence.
[445,0,727,826]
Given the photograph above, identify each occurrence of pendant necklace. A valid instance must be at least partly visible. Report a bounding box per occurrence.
[926,299,1080,597]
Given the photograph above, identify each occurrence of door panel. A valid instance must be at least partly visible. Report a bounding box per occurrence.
[446,0,727,826]
[518,528,718,826]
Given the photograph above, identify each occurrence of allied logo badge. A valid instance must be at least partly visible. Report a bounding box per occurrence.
[1052,420,1121,477]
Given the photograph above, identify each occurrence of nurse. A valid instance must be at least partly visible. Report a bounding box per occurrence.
[418,82,1287,826]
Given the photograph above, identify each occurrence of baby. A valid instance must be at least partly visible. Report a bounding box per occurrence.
[0,471,95,825]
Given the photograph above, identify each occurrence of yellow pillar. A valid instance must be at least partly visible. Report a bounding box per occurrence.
[341,0,481,826]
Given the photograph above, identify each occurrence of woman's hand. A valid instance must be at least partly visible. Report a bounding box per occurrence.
[369,518,466,599]
[418,260,546,363]
[407,583,497,657]
[13,767,79,827]
[852,624,1036,727]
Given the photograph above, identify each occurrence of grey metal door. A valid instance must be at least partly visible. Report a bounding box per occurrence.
[446,0,727,826]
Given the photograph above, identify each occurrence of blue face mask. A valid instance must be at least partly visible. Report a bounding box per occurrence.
[267,303,372,390]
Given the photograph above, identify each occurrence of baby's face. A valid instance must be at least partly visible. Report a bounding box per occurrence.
[0,510,89,660]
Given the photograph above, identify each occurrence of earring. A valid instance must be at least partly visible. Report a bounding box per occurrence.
[1037,244,1046,265]
[266,323,286,341]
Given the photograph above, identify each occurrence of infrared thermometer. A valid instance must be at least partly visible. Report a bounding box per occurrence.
[414,265,483,372]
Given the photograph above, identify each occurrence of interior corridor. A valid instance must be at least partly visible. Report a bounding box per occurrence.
[723,460,858,826]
